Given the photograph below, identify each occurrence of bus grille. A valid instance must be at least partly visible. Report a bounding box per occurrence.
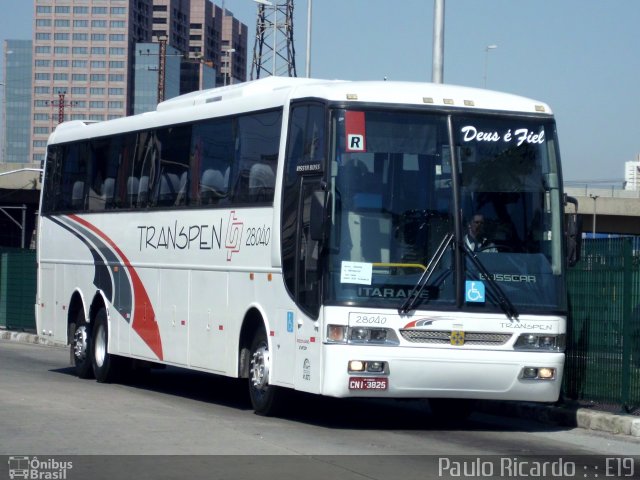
[399,330,512,345]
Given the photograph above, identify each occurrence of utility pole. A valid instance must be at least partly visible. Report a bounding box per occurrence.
[157,35,168,102]
[48,91,76,124]
[251,0,297,79]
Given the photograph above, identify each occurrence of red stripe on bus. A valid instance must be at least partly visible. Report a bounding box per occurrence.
[68,214,164,361]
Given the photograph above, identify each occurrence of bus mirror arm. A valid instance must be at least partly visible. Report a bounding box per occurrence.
[564,195,582,267]
[310,190,327,242]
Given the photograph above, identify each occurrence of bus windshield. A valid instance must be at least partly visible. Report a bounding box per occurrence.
[325,108,566,314]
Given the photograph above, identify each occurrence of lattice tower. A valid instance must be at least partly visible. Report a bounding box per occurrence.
[250,0,297,79]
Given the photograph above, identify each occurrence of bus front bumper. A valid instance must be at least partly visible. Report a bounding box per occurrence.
[321,344,564,402]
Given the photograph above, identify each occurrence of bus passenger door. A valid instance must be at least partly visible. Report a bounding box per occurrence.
[294,179,323,393]
[282,102,326,394]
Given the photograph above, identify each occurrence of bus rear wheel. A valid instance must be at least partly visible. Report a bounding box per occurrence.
[248,330,286,416]
[71,310,94,379]
[92,307,122,383]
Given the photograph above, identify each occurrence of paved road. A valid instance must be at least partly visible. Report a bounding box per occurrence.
[1,340,638,479]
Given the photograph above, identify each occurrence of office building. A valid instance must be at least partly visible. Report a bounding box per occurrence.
[31,0,154,163]
[30,0,247,163]
[2,40,32,164]
[133,42,181,114]
[218,7,247,86]
[624,156,640,191]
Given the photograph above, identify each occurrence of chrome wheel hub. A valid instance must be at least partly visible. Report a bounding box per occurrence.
[73,326,88,361]
[250,344,270,390]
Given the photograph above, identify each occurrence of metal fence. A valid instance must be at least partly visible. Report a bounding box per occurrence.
[0,248,37,331]
[564,237,640,411]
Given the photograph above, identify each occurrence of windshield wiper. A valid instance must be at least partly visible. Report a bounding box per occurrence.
[398,233,454,314]
[461,243,519,320]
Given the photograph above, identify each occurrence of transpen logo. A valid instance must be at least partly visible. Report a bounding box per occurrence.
[225,210,243,261]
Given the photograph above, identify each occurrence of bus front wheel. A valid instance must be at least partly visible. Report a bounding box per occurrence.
[248,330,286,416]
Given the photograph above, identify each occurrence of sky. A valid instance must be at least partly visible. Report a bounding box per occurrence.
[1,0,639,184]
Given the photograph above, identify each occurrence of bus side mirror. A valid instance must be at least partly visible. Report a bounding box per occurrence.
[565,195,582,267]
[310,190,326,242]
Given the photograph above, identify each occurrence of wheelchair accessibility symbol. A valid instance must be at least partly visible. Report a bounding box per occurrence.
[465,281,485,303]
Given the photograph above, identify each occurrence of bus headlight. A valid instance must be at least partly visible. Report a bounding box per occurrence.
[521,366,556,380]
[326,325,399,345]
[514,334,565,352]
[348,360,387,373]
[348,327,399,345]
[327,325,348,343]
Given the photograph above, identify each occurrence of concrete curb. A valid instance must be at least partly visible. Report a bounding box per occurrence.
[477,400,640,437]
[2,329,639,438]
[0,329,61,347]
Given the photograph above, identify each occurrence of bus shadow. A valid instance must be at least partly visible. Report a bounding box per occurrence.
[50,365,568,433]
[279,393,569,434]
[130,366,253,411]
[50,364,253,411]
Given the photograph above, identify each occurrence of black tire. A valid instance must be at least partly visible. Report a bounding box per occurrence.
[70,310,94,379]
[248,330,287,416]
[428,398,477,422]
[91,307,122,383]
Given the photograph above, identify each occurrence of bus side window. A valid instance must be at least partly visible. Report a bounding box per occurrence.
[61,142,89,211]
[71,180,86,209]
[103,177,115,208]
[156,171,180,206]
[126,176,139,207]
[138,175,150,207]
[232,110,281,204]
[152,125,192,208]
[191,118,233,206]
[248,162,276,201]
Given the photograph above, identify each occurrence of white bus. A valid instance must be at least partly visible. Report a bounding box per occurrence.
[37,77,573,416]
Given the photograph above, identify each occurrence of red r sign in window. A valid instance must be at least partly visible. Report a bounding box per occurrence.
[345,111,366,152]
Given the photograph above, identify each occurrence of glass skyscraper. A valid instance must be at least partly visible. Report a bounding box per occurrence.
[133,42,181,115]
[3,40,32,164]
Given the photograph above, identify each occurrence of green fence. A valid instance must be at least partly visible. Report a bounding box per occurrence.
[0,248,37,331]
[564,237,640,411]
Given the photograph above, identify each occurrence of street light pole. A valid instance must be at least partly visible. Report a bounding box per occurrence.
[483,44,497,88]
[431,0,444,84]
[305,0,312,78]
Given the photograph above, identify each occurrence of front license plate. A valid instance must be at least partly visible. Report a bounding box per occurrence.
[348,377,388,390]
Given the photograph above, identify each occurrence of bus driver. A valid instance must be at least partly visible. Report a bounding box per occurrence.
[464,213,496,252]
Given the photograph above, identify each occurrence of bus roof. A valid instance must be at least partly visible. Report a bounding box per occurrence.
[157,76,552,114]
[47,77,553,145]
